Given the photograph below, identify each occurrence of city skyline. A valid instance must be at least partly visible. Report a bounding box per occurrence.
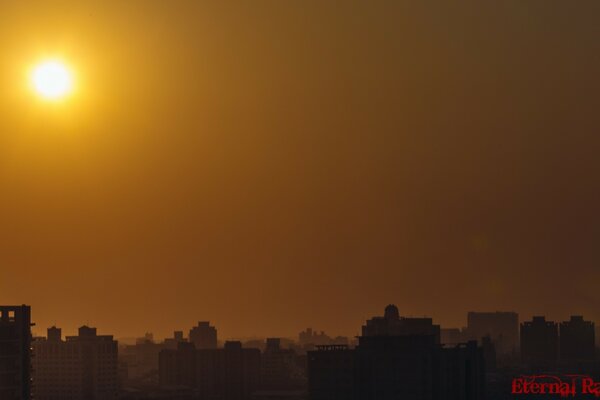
[23,306,600,345]
[3,303,599,400]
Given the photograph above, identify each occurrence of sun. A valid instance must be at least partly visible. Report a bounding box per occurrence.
[31,60,74,100]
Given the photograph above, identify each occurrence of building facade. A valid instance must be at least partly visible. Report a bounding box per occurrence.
[33,326,119,400]
[0,305,32,400]
[520,316,559,367]
[308,336,484,400]
[559,316,595,362]
[159,341,260,400]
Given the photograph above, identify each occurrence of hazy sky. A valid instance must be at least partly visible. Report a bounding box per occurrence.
[1,1,599,340]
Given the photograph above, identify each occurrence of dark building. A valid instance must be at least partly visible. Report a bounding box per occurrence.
[480,336,497,372]
[33,325,119,400]
[164,331,187,350]
[160,342,197,389]
[465,311,519,355]
[309,307,484,400]
[189,321,217,350]
[298,328,349,351]
[0,305,32,400]
[159,341,260,400]
[559,315,595,362]
[438,341,486,400]
[362,305,441,343]
[120,333,164,384]
[520,316,559,367]
[261,338,306,390]
[308,345,354,400]
[308,336,484,400]
[440,328,464,345]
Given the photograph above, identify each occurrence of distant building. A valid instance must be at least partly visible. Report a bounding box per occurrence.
[120,333,164,383]
[163,331,187,350]
[520,316,558,367]
[308,336,484,400]
[480,336,497,372]
[362,304,441,343]
[189,321,217,350]
[0,305,32,400]
[33,325,119,400]
[261,338,306,390]
[298,328,349,350]
[465,311,519,355]
[309,307,484,400]
[559,316,595,362]
[308,345,354,400]
[159,341,260,400]
[440,328,464,345]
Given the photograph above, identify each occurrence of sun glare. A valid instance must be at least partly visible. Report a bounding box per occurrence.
[31,60,73,100]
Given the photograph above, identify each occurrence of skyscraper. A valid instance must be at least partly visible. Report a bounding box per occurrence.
[0,305,32,400]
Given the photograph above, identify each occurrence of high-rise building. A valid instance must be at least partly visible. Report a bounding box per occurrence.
[465,311,519,355]
[309,307,484,400]
[0,305,32,400]
[189,321,217,350]
[559,315,595,362]
[33,325,119,400]
[308,336,485,400]
[520,316,558,367]
[362,305,441,343]
[159,341,260,400]
[308,345,355,400]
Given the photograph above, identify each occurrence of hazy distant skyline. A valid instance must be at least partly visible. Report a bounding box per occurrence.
[1,1,600,339]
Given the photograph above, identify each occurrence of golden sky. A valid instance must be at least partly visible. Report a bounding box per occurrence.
[1,1,600,339]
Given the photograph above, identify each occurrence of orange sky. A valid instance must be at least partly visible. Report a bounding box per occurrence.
[1,1,599,340]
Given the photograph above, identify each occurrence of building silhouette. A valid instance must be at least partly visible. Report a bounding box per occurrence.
[559,315,595,362]
[189,321,217,350]
[309,306,484,400]
[0,305,32,400]
[440,328,464,345]
[120,333,164,384]
[308,345,354,400]
[308,336,484,400]
[159,341,260,400]
[465,311,519,355]
[362,304,441,343]
[33,326,119,400]
[480,336,497,372]
[520,316,558,367]
[163,330,187,350]
[261,338,306,390]
[298,328,349,350]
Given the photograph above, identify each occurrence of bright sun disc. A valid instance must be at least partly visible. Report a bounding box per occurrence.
[31,61,73,99]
